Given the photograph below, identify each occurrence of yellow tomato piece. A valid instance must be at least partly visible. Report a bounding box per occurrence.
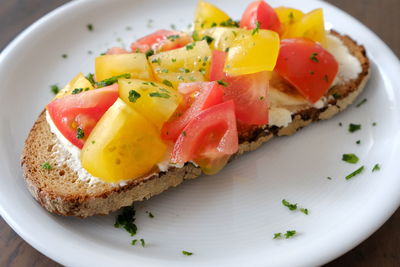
[199,27,240,51]
[95,53,153,82]
[274,7,304,37]
[194,0,230,31]
[55,73,94,99]
[285,8,326,46]
[149,40,211,85]
[119,79,181,128]
[224,29,280,76]
[156,72,205,89]
[81,98,166,182]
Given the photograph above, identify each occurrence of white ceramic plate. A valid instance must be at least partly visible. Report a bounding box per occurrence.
[1,0,399,266]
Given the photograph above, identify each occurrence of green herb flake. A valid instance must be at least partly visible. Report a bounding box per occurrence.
[91,140,96,144]
[96,73,131,87]
[300,208,309,215]
[273,233,282,239]
[147,19,153,28]
[149,92,170,98]
[140,238,146,247]
[356,98,367,107]
[178,67,190,73]
[71,88,84,95]
[327,176,332,180]
[128,90,141,103]
[145,49,154,58]
[346,166,365,180]
[219,18,239,28]
[342,153,359,164]
[86,73,95,86]
[167,34,180,41]
[182,131,187,137]
[131,239,138,246]
[323,74,329,82]
[41,162,52,170]
[62,54,68,59]
[217,80,228,87]
[372,122,377,126]
[284,230,297,239]
[182,250,193,256]
[50,84,60,95]
[162,80,173,87]
[171,58,177,63]
[201,35,214,44]
[372,164,381,172]
[114,205,137,236]
[288,12,294,20]
[76,128,85,139]
[225,47,230,52]
[170,24,176,30]
[185,43,195,50]
[259,96,265,100]
[310,52,319,62]
[282,199,297,211]
[310,71,315,75]
[348,123,361,133]
[332,93,341,99]
[146,211,154,218]
[87,24,94,31]
[356,140,361,144]
[338,122,342,127]
[252,21,260,35]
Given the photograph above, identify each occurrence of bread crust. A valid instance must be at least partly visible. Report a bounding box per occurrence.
[21,31,370,217]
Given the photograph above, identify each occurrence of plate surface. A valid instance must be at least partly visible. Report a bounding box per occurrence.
[0,0,399,266]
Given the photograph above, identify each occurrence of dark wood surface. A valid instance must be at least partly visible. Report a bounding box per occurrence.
[0,0,399,266]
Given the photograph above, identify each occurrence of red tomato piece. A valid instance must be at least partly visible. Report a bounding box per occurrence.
[106,47,129,55]
[240,1,283,36]
[210,50,269,125]
[274,38,339,103]
[47,84,119,149]
[171,100,238,174]
[161,81,224,141]
[130,29,192,53]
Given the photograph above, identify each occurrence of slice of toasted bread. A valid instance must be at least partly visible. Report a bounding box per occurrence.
[21,31,370,217]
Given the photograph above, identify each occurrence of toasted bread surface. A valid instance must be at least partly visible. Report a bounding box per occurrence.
[21,31,370,217]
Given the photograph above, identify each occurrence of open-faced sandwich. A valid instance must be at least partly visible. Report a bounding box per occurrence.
[21,1,370,217]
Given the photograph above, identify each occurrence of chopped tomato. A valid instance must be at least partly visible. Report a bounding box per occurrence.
[46,84,119,149]
[210,50,269,125]
[274,38,338,103]
[171,100,238,174]
[130,29,191,53]
[194,0,231,31]
[106,47,129,55]
[240,0,283,36]
[161,81,224,141]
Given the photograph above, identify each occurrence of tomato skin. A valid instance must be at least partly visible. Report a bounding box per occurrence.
[210,50,269,125]
[274,38,338,103]
[171,100,238,174]
[130,29,191,53]
[161,81,224,141]
[240,1,283,36]
[47,84,119,149]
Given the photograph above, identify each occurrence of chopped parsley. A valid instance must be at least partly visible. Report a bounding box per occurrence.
[170,24,176,30]
[356,98,367,107]
[345,166,364,180]
[178,67,190,73]
[151,57,161,64]
[167,34,180,41]
[310,71,315,75]
[62,54,68,59]
[338,122,343,127]
[140,238,146,247]
[348,123,361,133]
[372,122,377,126]
[145,49,154,58]
[273,230,297,239]
[182,250,193,256]
[219,18,239,28]
[146,211,154,218]
[310,52,319,63]
[131,239,138,246]
[356,140,361,144]
[327,176,332,180]
[182,131,187,137]
[342,153,359,164]
[71,88,86,94]
[114,205,137,236]
[185,43,195,50]
[282,199,297,211]
[323,74,329,82]
[217,80,228,87]
[224,47,230,52]
[201,35,214,44]
[76,128,84,139]
[162,80,173,87]
[96,73,131,87]
[149,92,170,98]
[171,58,177,63]
[41,162,52,170]
[288,12,294,21]
[50,84,60,95]
[86,73,95,86]
[332,93,341,99]
[259,96,265,100]
[252,21,260,35]
[300,208,309,215]
[372,164,381,172]
[87,24,93,31]
[128,90,141,103]
[273,233,282,239]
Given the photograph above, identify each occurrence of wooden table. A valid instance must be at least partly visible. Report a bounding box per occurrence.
[0,0,399,266]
